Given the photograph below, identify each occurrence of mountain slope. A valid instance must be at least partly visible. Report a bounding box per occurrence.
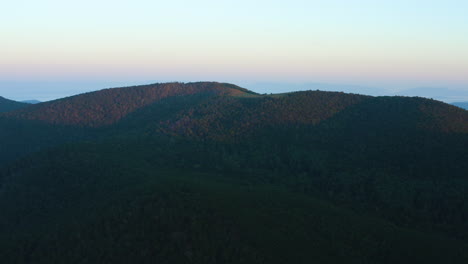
[154,94,468,140]
[0,96,29,113]
[4,82,254,127]
[1,142,467,264]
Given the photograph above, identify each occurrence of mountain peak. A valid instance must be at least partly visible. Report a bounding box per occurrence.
[3,82,255,127]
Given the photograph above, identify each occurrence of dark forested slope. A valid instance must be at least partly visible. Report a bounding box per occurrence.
[1,142,467,264]
[0,82,252,164]
[0,96,29,113]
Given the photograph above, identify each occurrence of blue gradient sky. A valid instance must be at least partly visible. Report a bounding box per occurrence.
[1,0,467,101]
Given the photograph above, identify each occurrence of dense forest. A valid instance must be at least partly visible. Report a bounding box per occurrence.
[1,82,467,263]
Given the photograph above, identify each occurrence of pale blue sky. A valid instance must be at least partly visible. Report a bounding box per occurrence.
[1,0,467,100]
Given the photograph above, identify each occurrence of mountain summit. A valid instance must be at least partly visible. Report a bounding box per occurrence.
[4,82,254,127]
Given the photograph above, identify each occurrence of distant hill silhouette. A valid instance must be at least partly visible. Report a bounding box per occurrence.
[245,82,389,96]
[395,87,468,102]
[0,96,29,113]
[452,101,468,110]
[22,99,41,104]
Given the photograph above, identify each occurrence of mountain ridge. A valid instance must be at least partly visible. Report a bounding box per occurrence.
[3,82,253,127]
[3,82,467,134]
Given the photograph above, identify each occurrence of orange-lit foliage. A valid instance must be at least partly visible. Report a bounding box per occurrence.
[418,99,468,133]
[159,91,369,140]
[3,82,467,139]
[4,82,249,127]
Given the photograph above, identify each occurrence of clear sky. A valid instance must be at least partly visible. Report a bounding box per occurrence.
[1,0,467,101]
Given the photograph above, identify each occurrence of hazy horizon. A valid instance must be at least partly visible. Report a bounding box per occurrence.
[1,1,467,101]
[2,80,468,104]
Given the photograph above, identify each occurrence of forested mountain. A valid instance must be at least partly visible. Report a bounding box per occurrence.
[4,82,253,127]
[1,82,467,263]
[0,96,29,113]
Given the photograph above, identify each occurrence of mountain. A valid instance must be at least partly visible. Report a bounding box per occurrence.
[0,96,29,113]
[5,82,253,127]
[452,101,468,110]
[21,99,41,104]
[1,82,468,263]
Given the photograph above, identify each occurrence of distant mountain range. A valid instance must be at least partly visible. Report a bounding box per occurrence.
[0,82,467,263]
[245,82,468,103]
[452,101,468,110]
[245,82,390,96]
[393,87,468,102]
[21,99,41,104]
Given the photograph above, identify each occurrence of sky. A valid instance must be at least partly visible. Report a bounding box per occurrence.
[1,0,468,101]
